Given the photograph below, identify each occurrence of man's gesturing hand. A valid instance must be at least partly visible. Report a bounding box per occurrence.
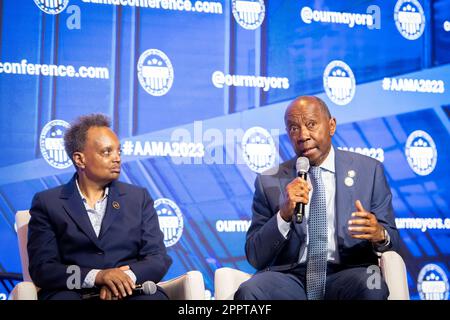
[348,200,386,243]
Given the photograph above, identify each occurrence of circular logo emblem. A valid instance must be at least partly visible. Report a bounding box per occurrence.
[344,177,354,187]
[417,264,449,300]
[34,0,69,14]
[137,49,174,96]
[444,21,450,32]
[154,198,183,247]
[405,130,437,176]
[394,0,426,40]
[323,60,356,106]
[39,120,72,169]
[242,127,277,173]
[232,0,265,30]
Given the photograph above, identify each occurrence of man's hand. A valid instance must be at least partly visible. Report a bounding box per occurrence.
[95,266,135,299]
[348,200,386,243]
[280,177,311,222]
[99,285,118,300]
[119,265,131,272]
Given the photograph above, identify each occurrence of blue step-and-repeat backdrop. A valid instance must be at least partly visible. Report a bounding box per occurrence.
[0,0,449,300]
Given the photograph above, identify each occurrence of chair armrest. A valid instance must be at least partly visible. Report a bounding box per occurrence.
[214,267,252,300]
[158,271,205,300]
[380,251,410,300]
[9,281,38,300]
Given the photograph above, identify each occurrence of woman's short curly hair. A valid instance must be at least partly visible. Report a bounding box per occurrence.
[64,113,111,163]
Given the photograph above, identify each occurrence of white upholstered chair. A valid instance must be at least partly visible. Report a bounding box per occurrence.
[214,251,410,300]
[10,210,206,300]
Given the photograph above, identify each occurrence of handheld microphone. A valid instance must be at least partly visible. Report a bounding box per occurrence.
[81,280,157,300]
[295,157,310,224]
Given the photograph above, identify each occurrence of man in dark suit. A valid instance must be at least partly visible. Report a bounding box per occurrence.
[235,96,400,300]
[28,114,172,300]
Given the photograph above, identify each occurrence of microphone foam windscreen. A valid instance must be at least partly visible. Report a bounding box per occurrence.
[296,156,310,174]
[142,281,157,295]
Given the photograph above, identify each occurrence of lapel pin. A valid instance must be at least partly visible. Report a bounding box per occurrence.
[112,201,120,209]
[344,177,354,187]
[347,170,356,178]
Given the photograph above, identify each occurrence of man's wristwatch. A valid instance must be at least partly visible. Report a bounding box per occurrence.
[377,228,389,246]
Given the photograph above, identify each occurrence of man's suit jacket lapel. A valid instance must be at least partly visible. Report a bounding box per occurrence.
[98,180,124,239]
[335,149,356,239]
[278,158,296,199]
[61,176,101,249]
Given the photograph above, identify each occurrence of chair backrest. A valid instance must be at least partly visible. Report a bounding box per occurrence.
[15,210,32,282]
[158,271,206,300]
[214,267,252,300]
[380,251,410,300]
